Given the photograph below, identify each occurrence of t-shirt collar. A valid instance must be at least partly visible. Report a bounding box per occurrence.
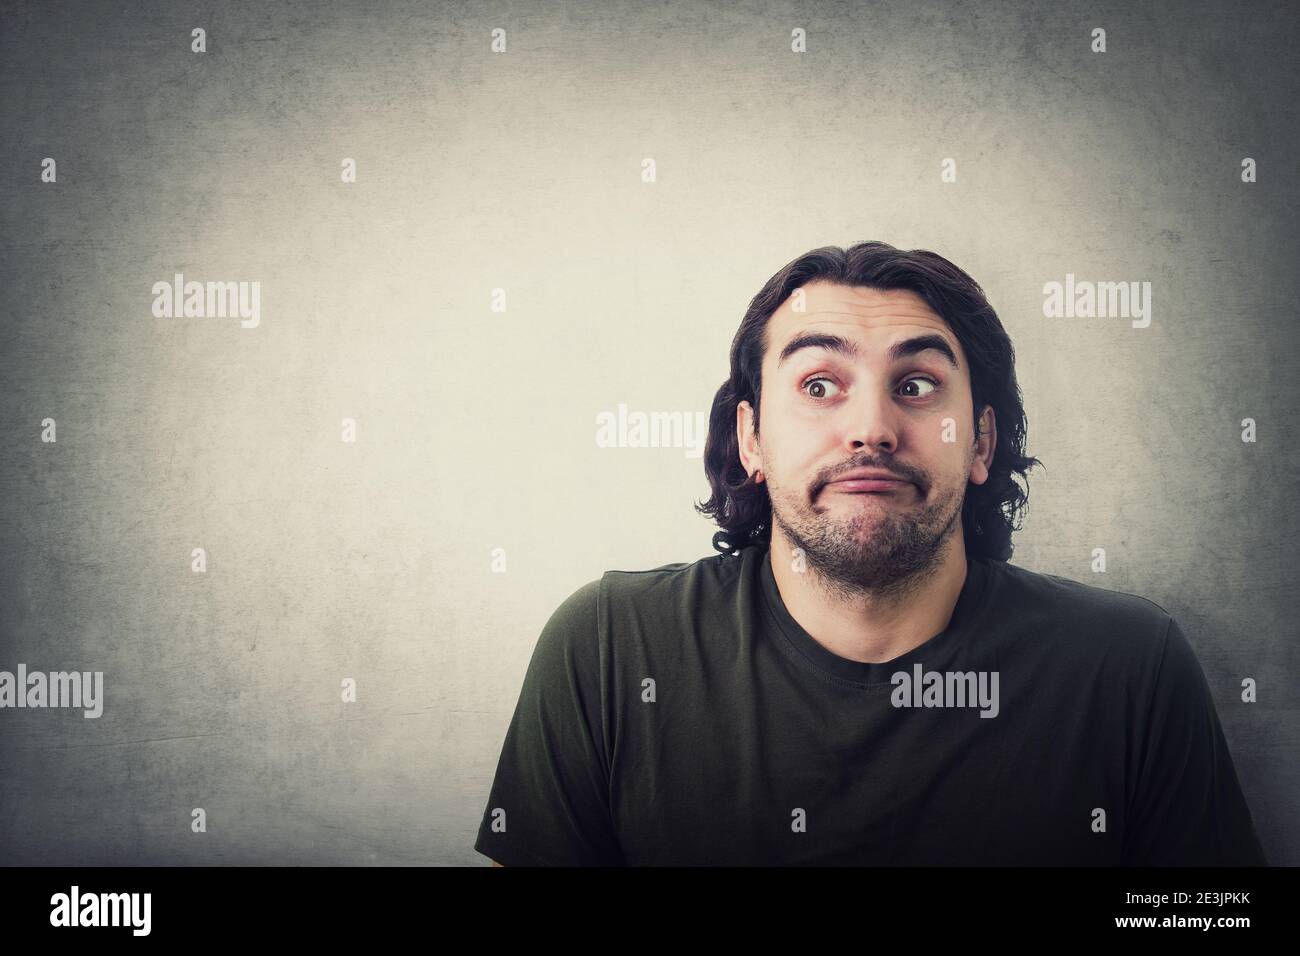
[755,541,992,686]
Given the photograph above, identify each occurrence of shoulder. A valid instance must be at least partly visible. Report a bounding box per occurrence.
[539,548,751,660]
[599,548,747,603]
[542,576,604,632]
[990,559,1173,621]
[534,548,745,653]
[982,558,1177,661]
[530,577,604,674]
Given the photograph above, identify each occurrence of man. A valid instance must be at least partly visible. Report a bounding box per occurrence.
[474,241,1267,866]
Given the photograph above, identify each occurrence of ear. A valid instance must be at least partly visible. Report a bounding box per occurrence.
[736,400,764,482]
[969,405,997,485]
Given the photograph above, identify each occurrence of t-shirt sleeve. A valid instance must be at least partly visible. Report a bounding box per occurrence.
[1123,615,1267,865]
[473,577,625,866]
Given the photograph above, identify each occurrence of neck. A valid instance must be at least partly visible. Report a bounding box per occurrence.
[766,526,969,665]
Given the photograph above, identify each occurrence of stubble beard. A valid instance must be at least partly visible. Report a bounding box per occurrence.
[769,469,966,604]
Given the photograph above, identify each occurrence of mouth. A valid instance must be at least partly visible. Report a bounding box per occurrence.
[824,478,910,493]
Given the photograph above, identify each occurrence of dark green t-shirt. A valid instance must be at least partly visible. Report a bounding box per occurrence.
[474,542,1266,866]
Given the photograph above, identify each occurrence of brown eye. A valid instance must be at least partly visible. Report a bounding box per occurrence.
[802,377,841,400]
[899,377,938,398]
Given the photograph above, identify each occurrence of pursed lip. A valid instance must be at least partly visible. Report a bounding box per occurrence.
[822,468,913,497]
[827,468,910,485]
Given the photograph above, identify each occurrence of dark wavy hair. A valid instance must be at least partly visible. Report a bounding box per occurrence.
[695,241,1043,562]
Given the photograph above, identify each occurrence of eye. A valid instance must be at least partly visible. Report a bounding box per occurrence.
[899,376,939,398]
[800,376,841,400]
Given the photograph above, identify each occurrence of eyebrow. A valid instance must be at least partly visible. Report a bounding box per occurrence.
[775,331,960,371]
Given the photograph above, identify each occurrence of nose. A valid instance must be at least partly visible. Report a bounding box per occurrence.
[840,383,900,454]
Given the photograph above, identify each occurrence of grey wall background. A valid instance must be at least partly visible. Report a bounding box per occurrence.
[1,0,1296,865]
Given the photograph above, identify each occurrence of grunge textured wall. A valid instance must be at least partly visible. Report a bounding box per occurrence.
[1,0,1296,865]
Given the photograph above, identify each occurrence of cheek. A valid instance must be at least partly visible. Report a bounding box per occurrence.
[912,424,969,481]
[767,422,832,473]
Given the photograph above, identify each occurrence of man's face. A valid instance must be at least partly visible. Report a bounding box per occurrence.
[737,281,995,597]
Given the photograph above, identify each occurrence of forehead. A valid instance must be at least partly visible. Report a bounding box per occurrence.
[763,281,960,364]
